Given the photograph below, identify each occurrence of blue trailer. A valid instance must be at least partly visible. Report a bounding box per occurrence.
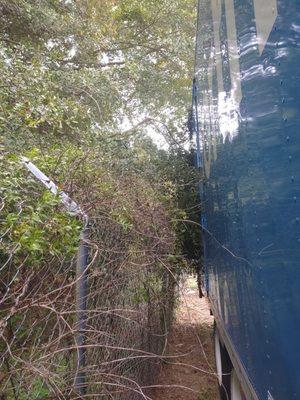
[193,1,300,399]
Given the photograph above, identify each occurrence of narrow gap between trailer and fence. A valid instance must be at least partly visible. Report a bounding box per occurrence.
[148,276,219,400]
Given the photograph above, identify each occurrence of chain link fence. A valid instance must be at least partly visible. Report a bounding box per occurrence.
[0,156,179,399]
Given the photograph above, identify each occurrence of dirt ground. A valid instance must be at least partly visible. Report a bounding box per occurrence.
[149,276,219,400]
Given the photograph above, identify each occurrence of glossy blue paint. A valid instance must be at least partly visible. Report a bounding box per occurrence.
[194,1,300,399]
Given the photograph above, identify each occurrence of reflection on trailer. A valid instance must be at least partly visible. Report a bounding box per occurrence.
[193,1,300,399]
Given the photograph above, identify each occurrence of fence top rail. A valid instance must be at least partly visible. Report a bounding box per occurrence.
[21,156,88,222]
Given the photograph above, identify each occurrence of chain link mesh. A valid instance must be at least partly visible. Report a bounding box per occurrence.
[0,165,178,399]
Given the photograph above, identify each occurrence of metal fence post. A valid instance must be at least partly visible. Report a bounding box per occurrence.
[75,222,89,395]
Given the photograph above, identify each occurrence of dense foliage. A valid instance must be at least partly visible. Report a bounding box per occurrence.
[0,0,202,398]
[0,0,196,150]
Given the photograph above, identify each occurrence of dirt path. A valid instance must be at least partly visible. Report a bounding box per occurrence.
[150,277,219,400]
